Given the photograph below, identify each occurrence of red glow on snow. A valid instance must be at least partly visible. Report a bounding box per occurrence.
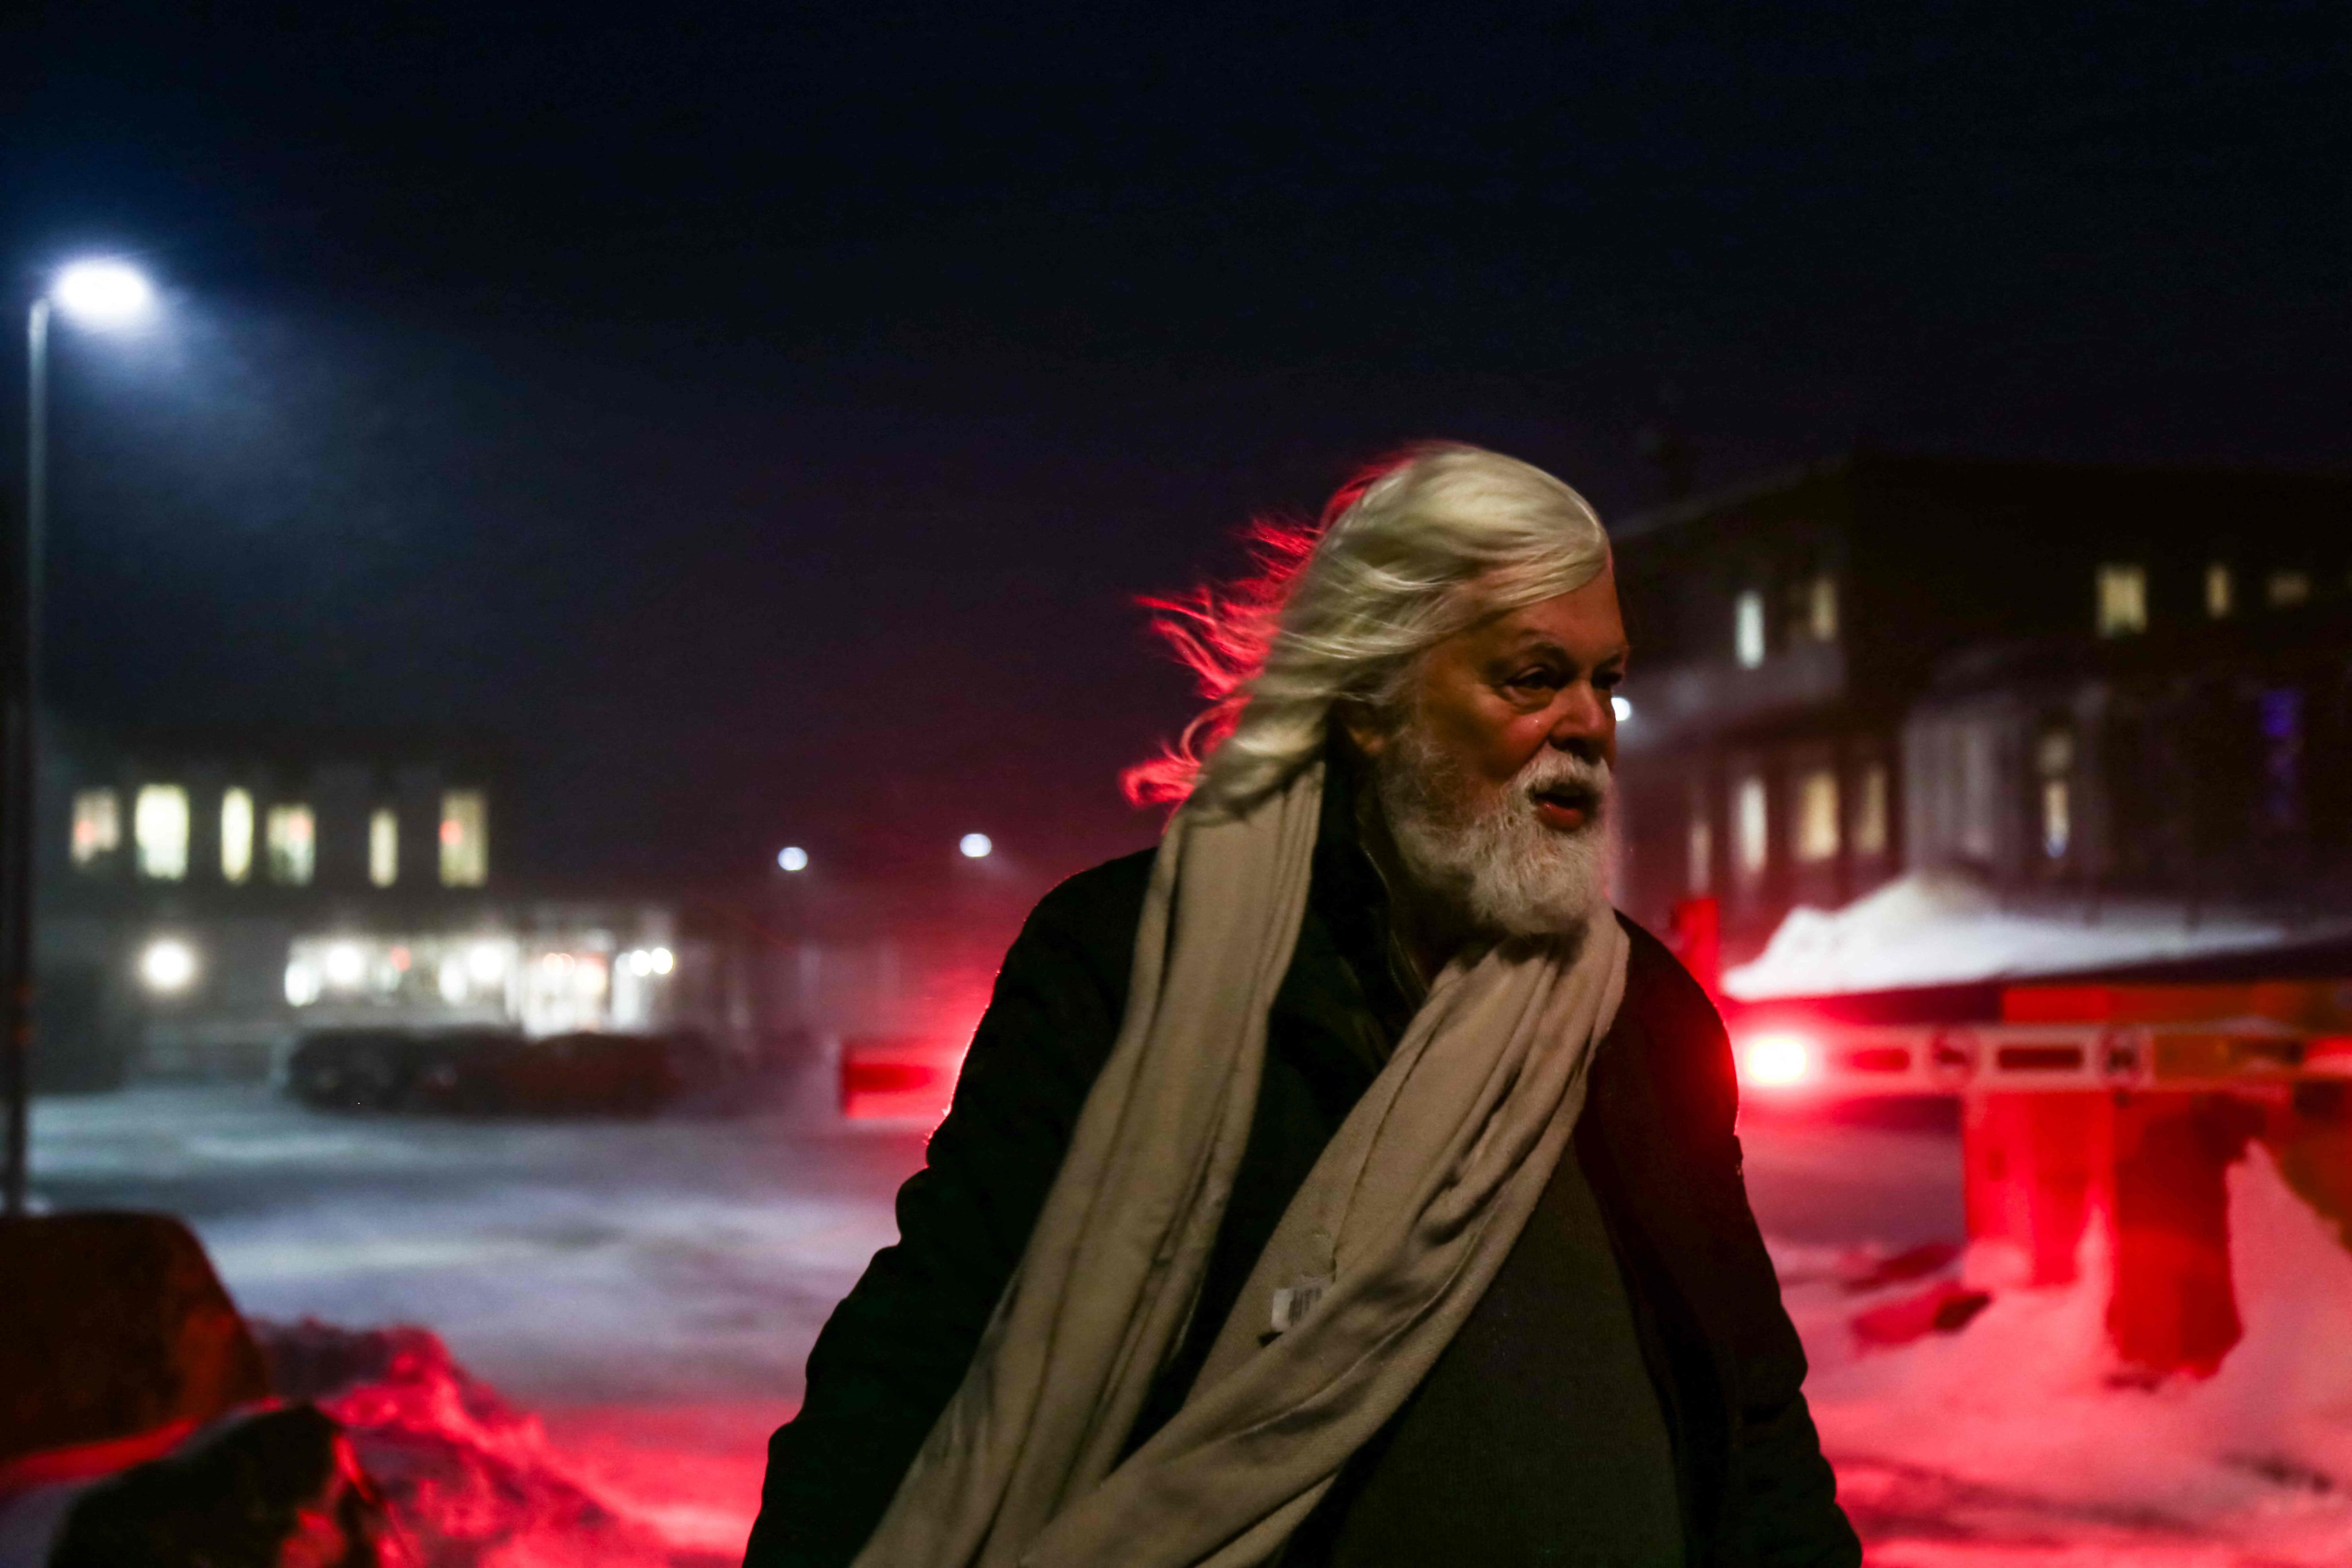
[2307,1034,2352,1075]
[0,1416,201,1490]
[265,1320,696,1565]
[1741,1032,1816,1088]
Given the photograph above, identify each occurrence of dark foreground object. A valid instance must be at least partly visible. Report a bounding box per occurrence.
[49,1405,386,1568]
[0,1212,271,1465]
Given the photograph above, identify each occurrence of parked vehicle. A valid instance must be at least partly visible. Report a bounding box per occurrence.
[284,1026,717,1117]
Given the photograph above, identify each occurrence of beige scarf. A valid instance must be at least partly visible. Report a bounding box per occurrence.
[853,759,1630,1568]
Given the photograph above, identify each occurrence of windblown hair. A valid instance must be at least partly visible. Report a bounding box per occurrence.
[1125,443,1613,815]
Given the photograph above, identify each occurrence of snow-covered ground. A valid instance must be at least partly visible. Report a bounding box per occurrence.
[1790,1149,2352,1566]
[20,1082,2352,1563]
[25,1084,912,1561]
[1724,870,2349,999]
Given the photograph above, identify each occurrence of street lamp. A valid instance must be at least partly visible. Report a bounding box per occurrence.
[50,261,155,330]
[5,256,159,1215]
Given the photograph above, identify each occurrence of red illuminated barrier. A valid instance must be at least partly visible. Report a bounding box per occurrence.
[1732,990,2352,1380]
[1732,1020,2335,1097]
[840,1034,968,1123]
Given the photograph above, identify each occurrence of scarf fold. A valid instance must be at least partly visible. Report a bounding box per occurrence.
[853,760,1629,1568]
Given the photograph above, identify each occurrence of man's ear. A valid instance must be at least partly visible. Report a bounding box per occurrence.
[1336,697,1391,762]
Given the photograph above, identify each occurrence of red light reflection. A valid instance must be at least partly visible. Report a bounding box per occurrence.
[1739,1031,1816,1088]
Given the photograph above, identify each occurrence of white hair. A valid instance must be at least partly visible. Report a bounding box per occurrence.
[1127,443,1613,816]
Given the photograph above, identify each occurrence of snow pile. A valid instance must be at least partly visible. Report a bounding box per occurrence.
[1789,1149,2352,1564]
[256,1320,690,1567]
[1724,870,2312,999]
[533,1404,771,1559]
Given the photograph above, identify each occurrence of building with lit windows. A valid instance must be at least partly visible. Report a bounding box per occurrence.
[33,717,1050,1107]
[34,722,683,1087]
[1609,455,2352,960]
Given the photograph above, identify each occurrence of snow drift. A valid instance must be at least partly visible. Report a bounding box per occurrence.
[1723,870,2331,999]
[257,1320,701,1567]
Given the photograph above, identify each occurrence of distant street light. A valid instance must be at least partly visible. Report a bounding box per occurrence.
[959,833,994,860]
[138,938,198,994]
[322,941,368,990]
[777,845,808,872]
[1612,696,1633,723]
[6,256,160,1215]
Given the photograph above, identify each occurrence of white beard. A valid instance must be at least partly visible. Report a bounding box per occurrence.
[1373,725,1612,940]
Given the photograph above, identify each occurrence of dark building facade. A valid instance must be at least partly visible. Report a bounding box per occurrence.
[1610,455,2352,960]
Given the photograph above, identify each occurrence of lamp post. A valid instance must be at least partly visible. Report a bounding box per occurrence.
[5,258,156,1215]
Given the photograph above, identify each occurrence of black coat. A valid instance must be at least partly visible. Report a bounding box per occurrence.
[748,783,1859,1568]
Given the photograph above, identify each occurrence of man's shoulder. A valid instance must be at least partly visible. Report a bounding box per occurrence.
[1612,910,1729,1048]
[1008,847,1158,999]
[1030,845,1157,936]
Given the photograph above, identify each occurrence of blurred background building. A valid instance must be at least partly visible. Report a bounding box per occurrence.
[40,722,518,1084]
[32,716,1045,1099]
[32,452,2352,1090]
[1608,455,2352,963]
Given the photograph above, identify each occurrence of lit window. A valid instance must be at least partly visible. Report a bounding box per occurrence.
[133,785,190,881]
[2267,570,2311,608]
[1853,763,1889,858]
[1735,775,1769,878]
[1687,814,1712,895]
[266,804,316,885]
[1795,769,1839,863]
[1959,724,1998,860]
[1734,590,1766,668]
[2205,563,2233,619]
[2095,564,2147,636]
[1803,573,1838,642]
[2041,781,2071,859]
[221,789,254,883]
[2037,731,2075,860]
[369,808,399,887]
[71,788,121,870]
[441,790,488,887]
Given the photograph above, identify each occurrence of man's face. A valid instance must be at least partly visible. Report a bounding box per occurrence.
[1349,570,1630,938]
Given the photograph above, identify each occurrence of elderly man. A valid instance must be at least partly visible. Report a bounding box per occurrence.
[747,446,1859,1568]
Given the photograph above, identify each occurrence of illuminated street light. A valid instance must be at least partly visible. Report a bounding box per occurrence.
[1612,696,1633,722]
[51,260,157,329]
[959,832,993,859]
[7,254,164,1215]
[778,845,808,872]
[650,947,675,975]
[138,938,199,994]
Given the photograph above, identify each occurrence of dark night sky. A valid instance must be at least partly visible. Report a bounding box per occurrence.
[5,2,2343,890]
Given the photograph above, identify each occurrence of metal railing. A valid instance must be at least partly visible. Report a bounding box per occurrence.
[1733,1018,2347,1095]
